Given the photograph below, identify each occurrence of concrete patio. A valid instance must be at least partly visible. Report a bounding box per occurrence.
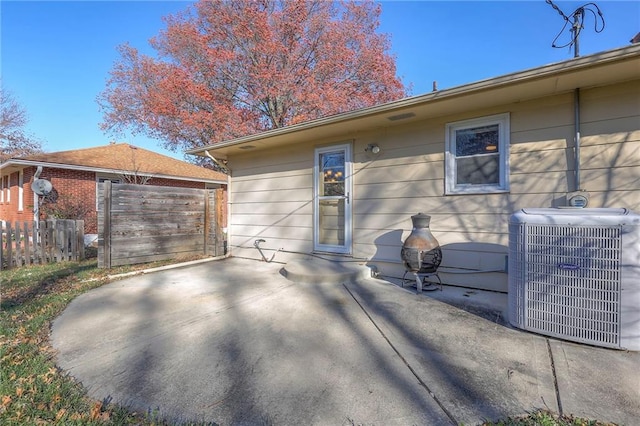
[51,257,639,425]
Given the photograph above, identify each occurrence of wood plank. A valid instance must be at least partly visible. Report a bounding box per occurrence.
[6,223,13,269]
[97,182,224,268]
[14,224,22,266]
[102,181,112,268]
[111,250,203,266]
[0,224,4,270]
[23,222,31,266]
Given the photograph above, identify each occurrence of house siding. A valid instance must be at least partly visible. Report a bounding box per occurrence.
[226,79,640,292]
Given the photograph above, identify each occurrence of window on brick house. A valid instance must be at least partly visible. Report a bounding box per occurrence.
[1,176,5,203]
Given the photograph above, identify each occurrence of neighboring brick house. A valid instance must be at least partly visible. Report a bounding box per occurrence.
[0,143,227,237]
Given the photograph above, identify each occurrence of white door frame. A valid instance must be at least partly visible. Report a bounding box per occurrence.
[313,143,353,254]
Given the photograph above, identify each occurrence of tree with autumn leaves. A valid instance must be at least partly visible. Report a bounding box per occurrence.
[98,0,407,153]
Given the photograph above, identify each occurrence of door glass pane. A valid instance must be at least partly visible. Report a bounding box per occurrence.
[318,199,345,245]
[319,151,345,196]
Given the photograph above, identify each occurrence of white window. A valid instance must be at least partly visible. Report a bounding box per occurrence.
[445,113,510,194]
[1,176,5,203]
[6,175,10,203]
[18,171,24,211]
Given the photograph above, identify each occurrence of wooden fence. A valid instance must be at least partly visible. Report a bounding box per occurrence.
[1,219,85,270]
[98,182,225,268]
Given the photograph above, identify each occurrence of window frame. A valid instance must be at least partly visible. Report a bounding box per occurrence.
[445,113,510,195]
[18,171,24,211]
[313,143,353,254]
[6,174,10,203]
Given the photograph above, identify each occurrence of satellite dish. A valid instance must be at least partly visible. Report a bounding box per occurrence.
[31,178,53,196]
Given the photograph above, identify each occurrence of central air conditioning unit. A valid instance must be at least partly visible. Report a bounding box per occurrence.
[508,208,640,350]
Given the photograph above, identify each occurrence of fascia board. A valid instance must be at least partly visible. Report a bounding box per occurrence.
[187,44,640,157]
[0,159,226,185]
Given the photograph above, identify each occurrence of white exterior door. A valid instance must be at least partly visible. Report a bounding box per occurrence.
[314,144,352,254]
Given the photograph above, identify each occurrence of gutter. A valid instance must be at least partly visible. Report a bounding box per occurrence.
[204,150,230,174]
[187,44,640,156]
[0,159,227,185]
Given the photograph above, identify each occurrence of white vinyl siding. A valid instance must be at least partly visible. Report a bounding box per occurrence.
[223,80,640,292]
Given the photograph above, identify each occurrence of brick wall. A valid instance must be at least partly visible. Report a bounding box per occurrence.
[0,168,35,225]
[1,166,227,235]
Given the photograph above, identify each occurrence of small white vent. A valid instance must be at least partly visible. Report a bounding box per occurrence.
[509,208,640,350]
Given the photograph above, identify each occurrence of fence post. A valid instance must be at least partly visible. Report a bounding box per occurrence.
[100,180,112,268]
[6,222,13,269]
[15,223,23,267]
[0,222,4,270]
[39,220,47,263]
[47,220,55,262]
[216,188,225,255]
[23,222,31,266]
[204,189,210,256]
[77,220,85,260]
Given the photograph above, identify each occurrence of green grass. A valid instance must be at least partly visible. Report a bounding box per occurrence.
[0,258,211,425]
[480,409,616,425]
[0,259,619,425]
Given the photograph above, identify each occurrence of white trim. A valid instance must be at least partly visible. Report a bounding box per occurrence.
[18,171,24,211]
[0,159,226,185]
[445,113,510,195]
[313,143,353,254]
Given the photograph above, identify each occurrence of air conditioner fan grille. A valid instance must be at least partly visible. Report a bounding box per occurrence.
[519,224,622,348]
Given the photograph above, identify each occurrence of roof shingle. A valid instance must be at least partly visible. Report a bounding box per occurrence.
[18,143,227,182]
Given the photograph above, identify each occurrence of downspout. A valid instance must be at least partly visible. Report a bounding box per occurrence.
[574,88,581,191]
[204,150,230,174]
[204,149,230,255]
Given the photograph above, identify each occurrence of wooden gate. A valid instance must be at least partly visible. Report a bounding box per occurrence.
[98,182,225,268]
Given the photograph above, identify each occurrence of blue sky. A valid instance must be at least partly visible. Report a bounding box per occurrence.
[2,1,638,160]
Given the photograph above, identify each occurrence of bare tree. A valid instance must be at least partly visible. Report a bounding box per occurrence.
[116,144,154,185]
[0,87,43,162]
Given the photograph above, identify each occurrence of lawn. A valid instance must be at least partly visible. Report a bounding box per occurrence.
[0,260,615,425]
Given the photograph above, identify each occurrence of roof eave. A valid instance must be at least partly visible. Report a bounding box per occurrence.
[0,159,226,184]
[187,44,640,158]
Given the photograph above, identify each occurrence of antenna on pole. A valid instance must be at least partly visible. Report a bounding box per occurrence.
[546,0,605,57]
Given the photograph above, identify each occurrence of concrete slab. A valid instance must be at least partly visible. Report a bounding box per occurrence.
[52,258,450,425]
[282,256,371,284]
[344,280,559,425]
[549,340,640,424]
[51,258,640,425]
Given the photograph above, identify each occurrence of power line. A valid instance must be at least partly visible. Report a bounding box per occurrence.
[545,0,605,57]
